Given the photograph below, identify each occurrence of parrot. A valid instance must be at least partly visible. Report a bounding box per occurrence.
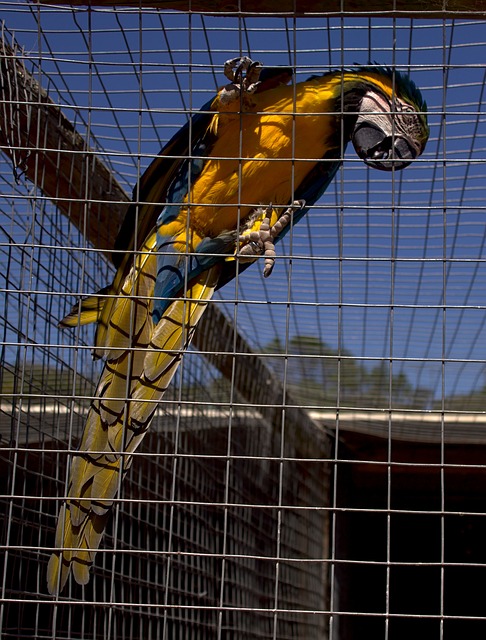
[47,57,429,594]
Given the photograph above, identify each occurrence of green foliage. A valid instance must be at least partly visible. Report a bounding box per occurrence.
[264,335,433,410]
[1,338,435,411]
[435,385,486,412]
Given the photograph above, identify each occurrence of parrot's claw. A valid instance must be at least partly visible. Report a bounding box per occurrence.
[220,56,263,105]
[238,200,305,277]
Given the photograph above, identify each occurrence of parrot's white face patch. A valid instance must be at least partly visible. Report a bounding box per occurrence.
[356,91,393,131]
[351,89,425,171]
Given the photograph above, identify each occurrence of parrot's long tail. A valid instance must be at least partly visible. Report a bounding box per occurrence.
[47,234,220,595]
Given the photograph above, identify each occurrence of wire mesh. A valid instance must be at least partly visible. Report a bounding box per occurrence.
[1,5,486,639]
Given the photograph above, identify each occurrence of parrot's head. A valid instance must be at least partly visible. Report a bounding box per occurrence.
[348,66,429,171]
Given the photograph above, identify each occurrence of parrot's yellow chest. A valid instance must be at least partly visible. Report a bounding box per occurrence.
[184,80,339,241]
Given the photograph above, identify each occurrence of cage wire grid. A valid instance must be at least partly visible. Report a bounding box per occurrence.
[1,4,486,639]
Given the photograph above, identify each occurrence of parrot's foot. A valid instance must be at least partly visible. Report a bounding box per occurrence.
[220,56,263,105]
[238,200,305,277]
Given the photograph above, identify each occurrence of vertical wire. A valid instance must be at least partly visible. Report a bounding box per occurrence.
[152,405,164,636]
[329,12,345,640]
[439,15,448,640]
[300,20,329,396]
[361,18,372,387]
[385,17,399,640]
[162,11,193,637]
[327,16,338,639]
[271,15,299,640]
[136,3,148,611]
[394,18,415,393]
[103,0,129,625]
[75,11,95,616]
[217,13,247,638]
[107,7,146,634]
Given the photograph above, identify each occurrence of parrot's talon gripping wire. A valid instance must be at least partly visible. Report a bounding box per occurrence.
[237,200,305,277]
[221,56,263,102]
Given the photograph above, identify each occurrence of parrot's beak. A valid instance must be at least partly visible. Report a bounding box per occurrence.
[351,121,417,172]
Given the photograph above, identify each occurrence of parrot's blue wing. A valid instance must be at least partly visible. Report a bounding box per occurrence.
[110,99,223,324]
[112,99,215,270]
[152,232,237,323]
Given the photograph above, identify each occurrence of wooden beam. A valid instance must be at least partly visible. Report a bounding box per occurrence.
[31,0,486,18]
[0,38,129,255]
[199,303,332,455]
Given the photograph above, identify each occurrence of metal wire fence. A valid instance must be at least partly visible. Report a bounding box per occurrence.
[1,5,486,639]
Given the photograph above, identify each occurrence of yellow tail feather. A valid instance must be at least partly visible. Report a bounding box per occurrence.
[59,286,113,328]
[47,251,221,594]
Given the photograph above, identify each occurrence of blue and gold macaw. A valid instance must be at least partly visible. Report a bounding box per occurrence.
[47,58,429,594]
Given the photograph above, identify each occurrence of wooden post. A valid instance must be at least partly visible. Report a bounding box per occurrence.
[0,37,128,254]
